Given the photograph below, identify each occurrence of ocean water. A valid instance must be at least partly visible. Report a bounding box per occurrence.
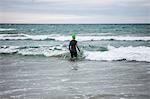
[0,24,150,62]
[0,24,150,99]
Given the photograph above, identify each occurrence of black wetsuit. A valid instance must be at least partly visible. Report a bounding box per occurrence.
[69,39,80,58]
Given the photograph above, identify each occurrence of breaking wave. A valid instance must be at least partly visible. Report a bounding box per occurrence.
[0,28,16,31]
[0,45,67,57]
[0,45,150,62]
[0,34,150,41]
[84,46,150,62]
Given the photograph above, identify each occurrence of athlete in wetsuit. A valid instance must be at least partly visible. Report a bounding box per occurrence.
[69,34,80,58]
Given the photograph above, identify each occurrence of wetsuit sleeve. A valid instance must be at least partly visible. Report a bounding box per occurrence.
[69,41,71,51]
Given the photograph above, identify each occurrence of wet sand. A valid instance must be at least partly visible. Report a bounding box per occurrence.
[0,55,150,99]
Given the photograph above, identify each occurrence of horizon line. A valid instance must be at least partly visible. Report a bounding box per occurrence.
[0,23,150,25]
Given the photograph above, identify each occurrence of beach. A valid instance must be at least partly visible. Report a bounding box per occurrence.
[0,55,150,99]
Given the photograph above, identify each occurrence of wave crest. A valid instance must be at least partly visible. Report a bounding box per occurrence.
[0,28,16,31]
[0,34,150,41]
[0,45,150,62]
[84,46,150,62]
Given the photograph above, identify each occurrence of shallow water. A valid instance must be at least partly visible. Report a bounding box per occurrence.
[0,55,150,99]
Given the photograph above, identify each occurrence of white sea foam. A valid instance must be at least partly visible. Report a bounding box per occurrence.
[0,28,16,31]
[78,36,150,41]
[0,46,19,54]
[28,35,150,41]
[18,48,67,57]
[0,34,28,40]
[0,45,68,57]
[84,46,150,62]
[0,34,150,41]
[0,45,150,62]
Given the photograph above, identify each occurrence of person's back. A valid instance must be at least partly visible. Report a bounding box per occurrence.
[70,39,77,52]
[69,34,80,58]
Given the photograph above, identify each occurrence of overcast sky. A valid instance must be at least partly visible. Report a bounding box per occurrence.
[0,0,150,23]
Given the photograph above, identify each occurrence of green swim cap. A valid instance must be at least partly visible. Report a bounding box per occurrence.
[72,33,76,39]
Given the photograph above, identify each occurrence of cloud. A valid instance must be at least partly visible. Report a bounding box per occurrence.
[1,11,149,23]
[0,0,149,23]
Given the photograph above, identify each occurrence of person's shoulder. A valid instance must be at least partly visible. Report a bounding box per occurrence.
[74,40,77,43]
[71,39,77,42]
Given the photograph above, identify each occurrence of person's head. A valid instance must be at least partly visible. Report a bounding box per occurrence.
[72,33,76,39]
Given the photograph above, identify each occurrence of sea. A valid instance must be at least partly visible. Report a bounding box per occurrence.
[0,24,150,99]
[0,24,150,62]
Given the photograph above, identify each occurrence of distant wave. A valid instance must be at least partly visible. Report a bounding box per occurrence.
[0,33,150,41]
[0,28,16,31]
[0,45,150,62]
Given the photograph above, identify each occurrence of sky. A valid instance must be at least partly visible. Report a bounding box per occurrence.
[0,0,150,23]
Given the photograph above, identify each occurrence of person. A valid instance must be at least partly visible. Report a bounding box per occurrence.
[69,34,80,59]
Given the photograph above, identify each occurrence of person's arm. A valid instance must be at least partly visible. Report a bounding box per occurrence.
[77,45,80,52]
[69,42,71,51]
[76,43,80,52]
